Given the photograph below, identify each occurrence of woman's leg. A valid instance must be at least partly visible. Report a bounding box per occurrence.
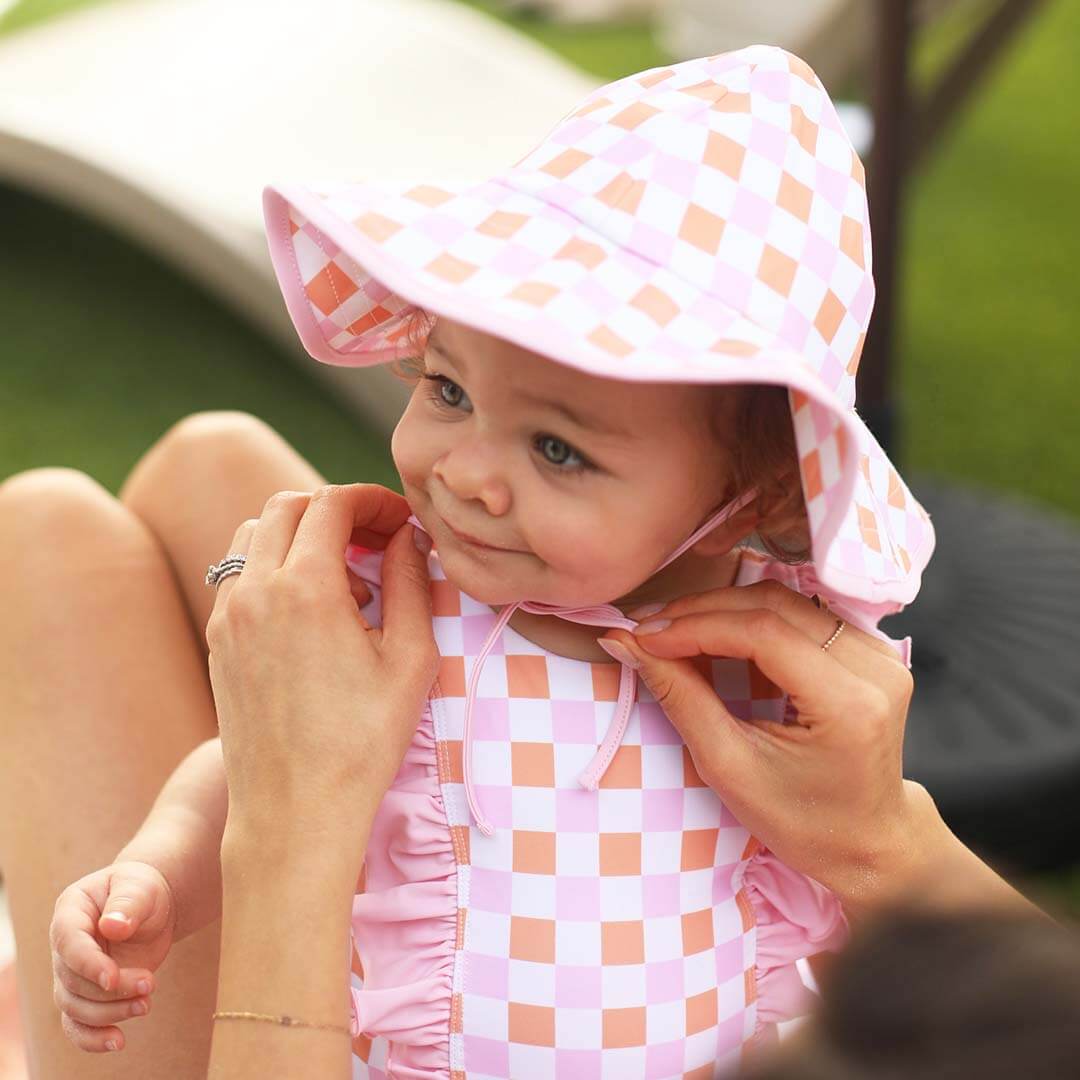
[0,412,331,1078]
[0,468,223,1079]
[117,410,329,653]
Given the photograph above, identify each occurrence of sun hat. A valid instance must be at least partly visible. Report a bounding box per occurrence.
[262,43,935,613]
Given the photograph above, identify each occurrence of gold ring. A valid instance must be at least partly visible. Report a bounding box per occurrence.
[821,618,846,651]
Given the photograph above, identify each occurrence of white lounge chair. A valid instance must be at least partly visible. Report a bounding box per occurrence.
[0,1,596,1070]
[0,0,598,433]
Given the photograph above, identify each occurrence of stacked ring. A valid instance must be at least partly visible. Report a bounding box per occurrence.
[205,554,247,587]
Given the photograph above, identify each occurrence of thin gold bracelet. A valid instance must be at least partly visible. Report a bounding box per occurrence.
[212,1010,351,1036]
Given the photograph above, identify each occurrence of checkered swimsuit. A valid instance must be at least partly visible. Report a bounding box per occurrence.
[345,544,848,1079]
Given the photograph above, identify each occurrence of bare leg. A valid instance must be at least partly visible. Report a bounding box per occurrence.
[0,468,223,1078]
[0,412,330,1078]
[117,410,328,654]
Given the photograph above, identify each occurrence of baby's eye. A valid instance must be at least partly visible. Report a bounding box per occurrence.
[422,373,470,411]
[422,372,594,475]
[534,435,589,473]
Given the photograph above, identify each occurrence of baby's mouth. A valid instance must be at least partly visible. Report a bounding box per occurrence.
[443,519,518,552]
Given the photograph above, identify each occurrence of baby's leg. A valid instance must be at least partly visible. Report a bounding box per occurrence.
[117,410,329,654]
[0,468,224,1079]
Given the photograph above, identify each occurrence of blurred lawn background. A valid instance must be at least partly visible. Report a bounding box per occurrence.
[1,0,1077,909]
[2,0,1077,509]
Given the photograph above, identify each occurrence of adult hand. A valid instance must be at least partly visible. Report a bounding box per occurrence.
[205,484,439,861]
[601,580,939,915]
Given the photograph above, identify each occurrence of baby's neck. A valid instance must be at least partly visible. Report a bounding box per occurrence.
[493,546,745,664]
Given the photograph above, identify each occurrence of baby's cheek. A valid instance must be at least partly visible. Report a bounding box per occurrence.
[549,532,643,602]
[390,413,425,486]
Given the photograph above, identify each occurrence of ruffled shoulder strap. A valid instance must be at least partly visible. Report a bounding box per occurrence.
[738,841,849,1030]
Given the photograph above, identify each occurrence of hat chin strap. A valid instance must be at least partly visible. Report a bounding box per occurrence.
[413,486,760,837]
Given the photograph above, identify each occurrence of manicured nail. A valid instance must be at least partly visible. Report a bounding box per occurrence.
[627,601,666,621]
[102,912,128,925]
[98,972,111,991]
[633,618,671,636]
[597,639,640,669]
[137,979,151,996]
[105,1040,118,1051]
[131,999,148,1016]
[412,525,432,555]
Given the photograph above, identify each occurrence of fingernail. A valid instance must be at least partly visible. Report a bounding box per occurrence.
[633,618,671,636]
[626,601,665,621]
[105,1039,119,1052]
[102,912,129,924]
[137,979,151,996]
[99,972,111,991]
[412,525,432,556]
[597,639,640,669]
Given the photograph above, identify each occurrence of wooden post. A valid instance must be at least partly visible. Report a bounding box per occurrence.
[861,0,914,459]
[914,0,1046,168]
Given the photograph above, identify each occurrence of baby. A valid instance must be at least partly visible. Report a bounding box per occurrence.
[52,44,932,1078]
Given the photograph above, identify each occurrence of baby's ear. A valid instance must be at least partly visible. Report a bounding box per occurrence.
[755,480,812,561]
[691,500,761,557]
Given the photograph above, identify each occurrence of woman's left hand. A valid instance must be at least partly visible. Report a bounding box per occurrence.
[205,484,439,856]
[599,580,930,911]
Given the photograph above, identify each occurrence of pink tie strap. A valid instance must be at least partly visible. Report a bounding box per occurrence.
[410,486,759,837]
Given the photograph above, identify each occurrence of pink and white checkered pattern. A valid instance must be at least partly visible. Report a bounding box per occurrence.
[263,44,934,610]
[346,546,846,1079]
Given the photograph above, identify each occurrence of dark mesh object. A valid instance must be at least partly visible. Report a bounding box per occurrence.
[880,477,1080,872]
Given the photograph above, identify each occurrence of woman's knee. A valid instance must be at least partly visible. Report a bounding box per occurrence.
[116,411,325,638]
[118,410,293,507]
[158,409,283,458]
[0,468,139,553]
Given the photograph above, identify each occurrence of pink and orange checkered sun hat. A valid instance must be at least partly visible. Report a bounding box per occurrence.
[262,44,934,610]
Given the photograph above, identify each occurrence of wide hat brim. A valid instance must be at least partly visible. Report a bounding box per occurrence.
[263,172,933,611]
[265,174,933,617]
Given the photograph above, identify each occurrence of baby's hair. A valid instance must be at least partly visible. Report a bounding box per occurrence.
[719,385,810,564]
[389,306,439,383]
[389,305,809,563]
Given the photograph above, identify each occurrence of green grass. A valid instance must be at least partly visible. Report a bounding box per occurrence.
[899,0,1080,515]
[0,0,129,34]
[1,0,1078,911]
[3,0,1075,509]
[455,0,671,79]
[0,187,400,491]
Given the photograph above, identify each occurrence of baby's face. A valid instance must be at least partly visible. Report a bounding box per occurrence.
[391,317,729,608]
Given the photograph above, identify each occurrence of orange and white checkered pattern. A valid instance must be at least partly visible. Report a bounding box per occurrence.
[264,44,934,611]
[346,546,845,1079]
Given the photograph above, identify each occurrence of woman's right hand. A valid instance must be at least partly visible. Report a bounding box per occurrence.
[603,579,1039,922]
[49,860,176,1052]
[600,580,943,917]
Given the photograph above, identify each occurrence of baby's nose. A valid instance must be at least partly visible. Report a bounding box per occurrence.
[433,446,512,517]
